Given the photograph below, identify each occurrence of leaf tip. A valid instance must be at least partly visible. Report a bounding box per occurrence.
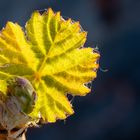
[47,7,54,15]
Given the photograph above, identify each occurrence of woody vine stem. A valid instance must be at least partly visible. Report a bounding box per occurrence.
[0,129,26,140]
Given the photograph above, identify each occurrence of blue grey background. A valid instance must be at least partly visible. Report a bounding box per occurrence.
[0,0,140,140]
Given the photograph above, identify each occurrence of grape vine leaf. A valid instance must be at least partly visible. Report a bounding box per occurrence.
[0,8,100,123]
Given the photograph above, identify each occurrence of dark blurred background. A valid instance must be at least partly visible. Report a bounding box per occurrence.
[0,0,140,140]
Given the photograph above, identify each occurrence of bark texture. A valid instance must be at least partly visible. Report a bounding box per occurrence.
[0,128,26,140]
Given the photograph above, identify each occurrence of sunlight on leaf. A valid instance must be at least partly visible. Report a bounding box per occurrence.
[0,8,100,123]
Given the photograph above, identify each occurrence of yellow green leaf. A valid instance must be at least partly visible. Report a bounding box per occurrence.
[0,8,100,123]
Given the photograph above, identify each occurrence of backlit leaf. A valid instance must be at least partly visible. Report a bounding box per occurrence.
[0,8,100,123]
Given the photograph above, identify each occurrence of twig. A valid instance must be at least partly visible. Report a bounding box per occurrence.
[0,127,26,140]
